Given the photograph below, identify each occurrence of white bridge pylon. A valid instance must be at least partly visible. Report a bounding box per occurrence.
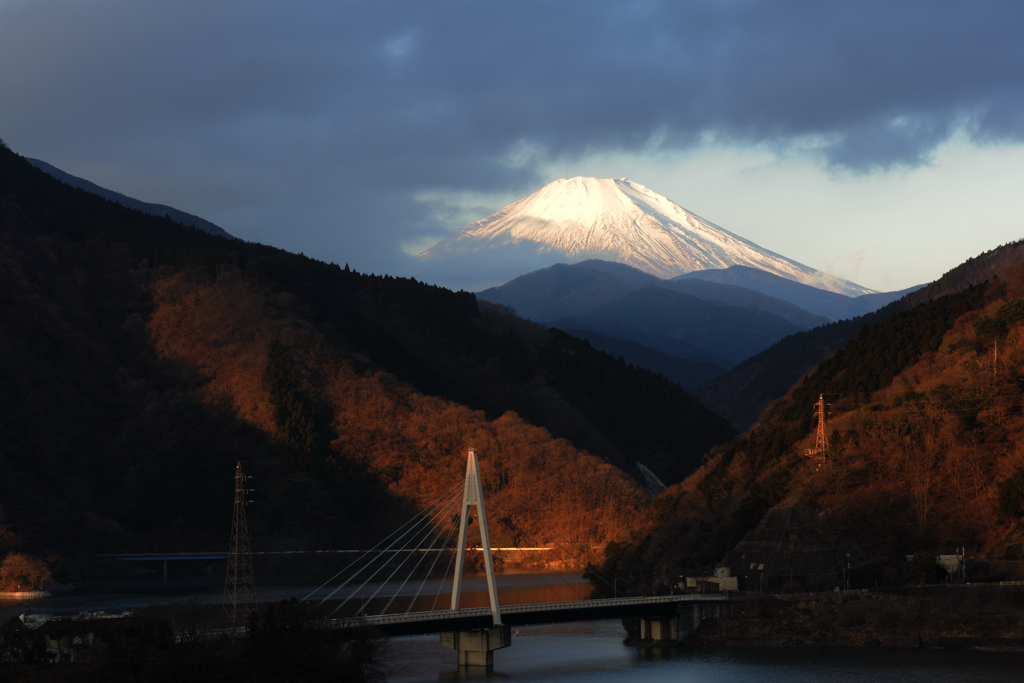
[450,448,501,626]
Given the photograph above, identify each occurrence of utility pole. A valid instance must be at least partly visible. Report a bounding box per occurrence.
[224,461,257,631]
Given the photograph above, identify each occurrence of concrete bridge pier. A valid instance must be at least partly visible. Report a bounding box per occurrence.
[639,616,677,641]
[440,625,511,668]
[640,602,728,644]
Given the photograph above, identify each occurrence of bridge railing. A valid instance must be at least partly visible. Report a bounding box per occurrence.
[324,593,729,629]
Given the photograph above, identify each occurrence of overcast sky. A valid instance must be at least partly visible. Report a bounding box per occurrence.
[3,0,1024,292]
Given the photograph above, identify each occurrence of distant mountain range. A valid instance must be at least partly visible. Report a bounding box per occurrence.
[27,158,232,239]
[697,241,1024,430]
[608,239,1024,595]
[553,286,801,367]
[676,266,922,321]
[421,176,874,296]
[478,259,913,388]
[0,143,738,569]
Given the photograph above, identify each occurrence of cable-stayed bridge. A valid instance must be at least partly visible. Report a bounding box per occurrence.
[112,450,729,669]
[288,449,728,667]
[321,593,728,637]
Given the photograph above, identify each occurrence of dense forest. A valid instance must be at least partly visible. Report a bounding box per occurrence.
[698,240,1024,431]
[598,242,1024,593]
[0,140,734,576]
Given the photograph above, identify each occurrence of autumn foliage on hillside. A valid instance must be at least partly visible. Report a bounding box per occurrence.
[605,249,1024,590]
[0,142,728,571]
[146,270,646,560]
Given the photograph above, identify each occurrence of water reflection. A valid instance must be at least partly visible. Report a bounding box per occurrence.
[9,573,1024,682]
[0,570,589,621]
[386,620,1024,683]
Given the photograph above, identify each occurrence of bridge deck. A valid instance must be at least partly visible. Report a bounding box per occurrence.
[325,594,729,637]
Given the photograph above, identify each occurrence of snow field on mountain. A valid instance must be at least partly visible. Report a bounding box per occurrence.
[421,177,875,296]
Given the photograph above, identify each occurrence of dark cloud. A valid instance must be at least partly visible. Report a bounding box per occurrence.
[2,0,1023,279]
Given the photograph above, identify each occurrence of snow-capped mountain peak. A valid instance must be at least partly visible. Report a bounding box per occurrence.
[418,177,874,297]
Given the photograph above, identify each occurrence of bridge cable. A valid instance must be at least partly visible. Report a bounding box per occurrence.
[370,490,466,616]
[380,492,466,615]
[303,479,464,605]
[405,508,462,614]
[351,489,464,617]
[317,482,465,612]
[429,527,463,612]
[321,482,467,614]
[301,478,463,604]
[488,497,644,598]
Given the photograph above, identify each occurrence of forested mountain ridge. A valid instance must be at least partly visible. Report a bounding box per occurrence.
[599,246,1024,592]
[676,265,919,321]
[0,141,732,574]
[698,241,1024,431]
[478,259,832,388]
[26,157,232,239]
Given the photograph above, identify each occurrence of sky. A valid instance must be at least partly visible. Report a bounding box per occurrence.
[2,0,1024,293]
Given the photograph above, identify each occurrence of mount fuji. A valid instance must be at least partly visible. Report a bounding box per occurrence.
[419,177,874,297]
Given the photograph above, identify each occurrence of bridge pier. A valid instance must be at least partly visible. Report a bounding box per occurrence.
[639,602,729,644]
[639,616,676,641]
[440,625,511,668]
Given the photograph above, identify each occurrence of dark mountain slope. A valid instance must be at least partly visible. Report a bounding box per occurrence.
[479,259,827,329]
[556,286,802,366]
[480,260,833,387]
[27,157,232,239]
[698,241,1024,431]
[600,266,1021,593]
[477,260,659,321]
[0,141,735,570]
[677,265,920,320]
[562,328,726,389]
[660,277,828,329]
[696,308,900,431]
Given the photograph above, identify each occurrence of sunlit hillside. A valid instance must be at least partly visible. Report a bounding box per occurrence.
[145,270,646,559]
[603,247,1024,590]
[0,141,737,573]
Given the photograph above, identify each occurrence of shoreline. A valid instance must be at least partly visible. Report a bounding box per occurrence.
[0,590,50,598]
[624,584,1024,649]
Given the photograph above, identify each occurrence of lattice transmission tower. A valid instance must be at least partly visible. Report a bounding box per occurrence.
[814,393,828,455]
[805,394,829,458]
[224,461,257,629]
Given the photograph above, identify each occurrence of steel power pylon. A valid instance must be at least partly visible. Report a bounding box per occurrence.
[814,393,828,455]
[804,394,829,461]
[224,461,257,629]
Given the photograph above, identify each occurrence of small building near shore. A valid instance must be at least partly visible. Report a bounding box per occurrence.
[20,610,134,664]
[683,567,738,592]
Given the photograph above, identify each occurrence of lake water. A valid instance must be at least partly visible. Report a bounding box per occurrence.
[5,572,1024,681]
[385,619,1024,682]
[0,569,591,619]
